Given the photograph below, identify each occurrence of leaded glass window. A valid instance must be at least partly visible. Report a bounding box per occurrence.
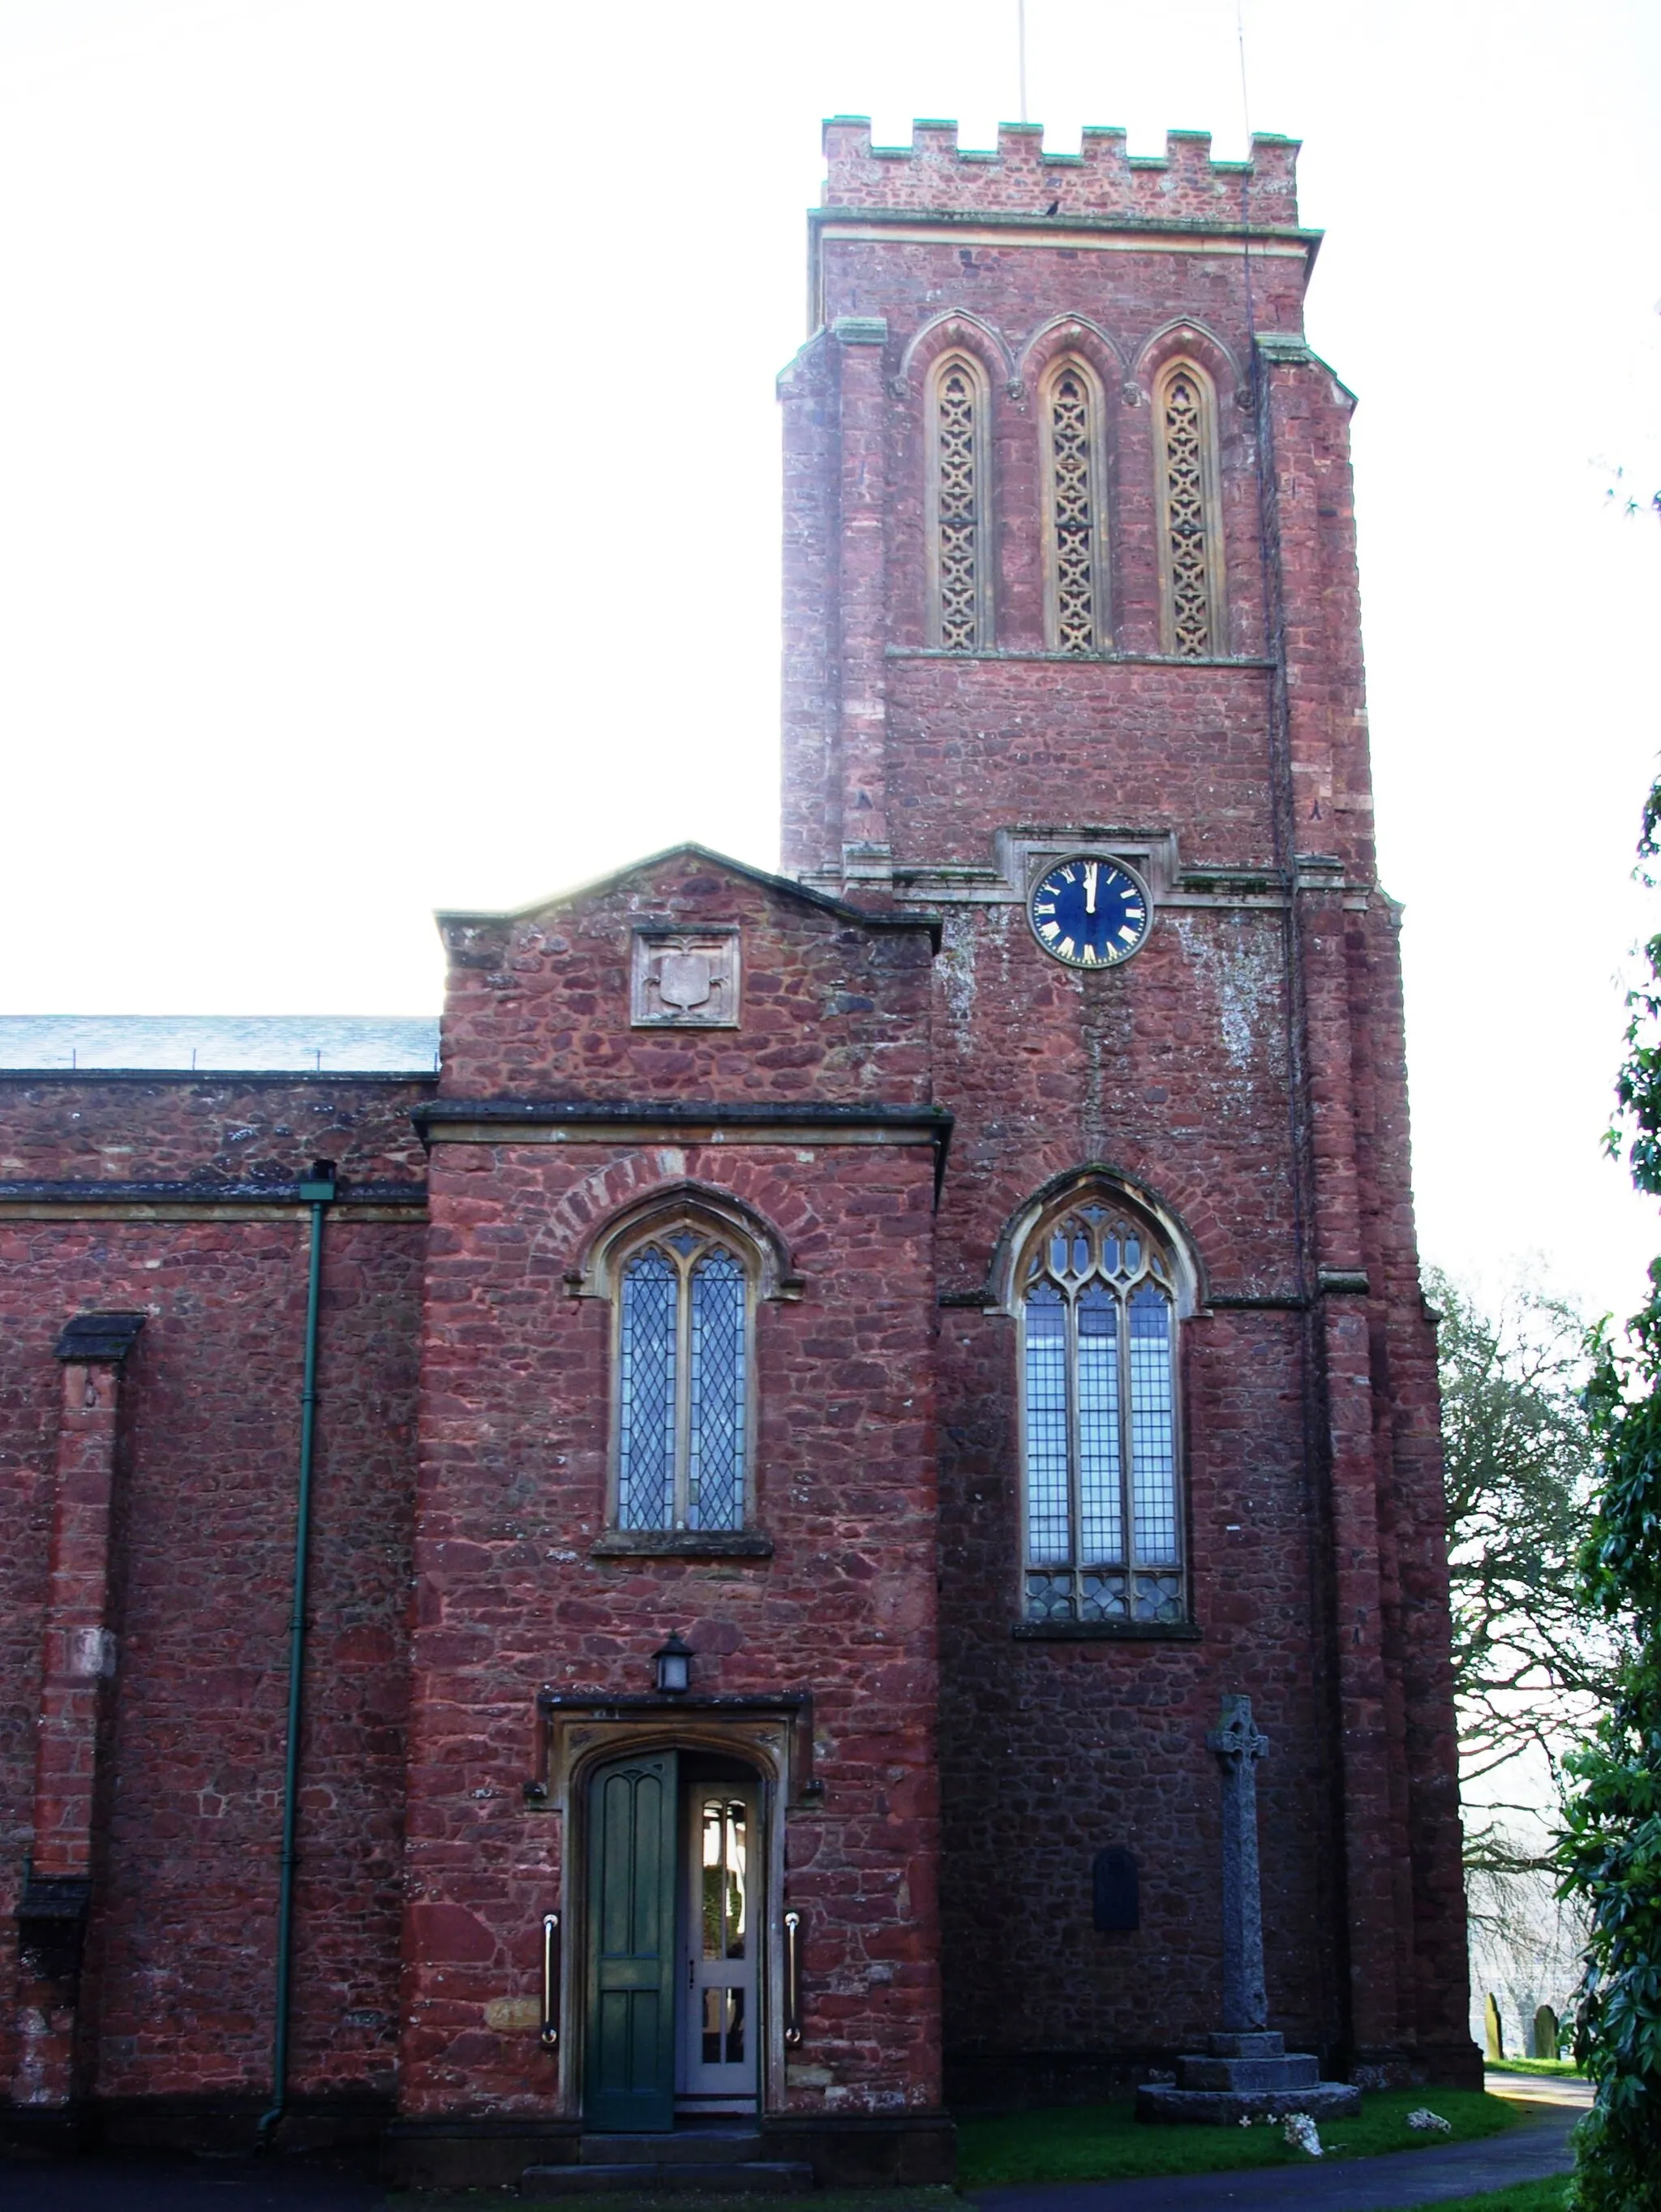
[616,1228,749,1531]
[1043,362,1105,653]
[1020,1204,1184,1624]
[1155,359,1223,659]
[928,354,989,651]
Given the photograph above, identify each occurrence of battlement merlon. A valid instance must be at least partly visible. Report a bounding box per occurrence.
[821,116,1301,229]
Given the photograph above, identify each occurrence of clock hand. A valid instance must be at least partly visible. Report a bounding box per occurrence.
[1084,862,1097,914]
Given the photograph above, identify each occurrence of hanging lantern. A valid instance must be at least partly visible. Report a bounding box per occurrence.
[653,1631,692,1694]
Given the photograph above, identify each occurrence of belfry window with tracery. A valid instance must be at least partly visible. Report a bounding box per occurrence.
[1019,1200,1185,1625]
[1154,359,1223,658]
[928,354,989,651]
[1042,362,1105,653]
[616,1226,751,1531]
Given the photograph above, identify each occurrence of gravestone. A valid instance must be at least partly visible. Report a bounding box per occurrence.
[1533,2004,1558,2063]
[1136,1696,1361,2125]
[1483,1993,1504,2060]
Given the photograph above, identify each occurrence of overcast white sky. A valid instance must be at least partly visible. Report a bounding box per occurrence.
[1,0,1658,1321]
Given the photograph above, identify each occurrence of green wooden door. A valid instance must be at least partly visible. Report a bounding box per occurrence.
[586,1750,678,2132]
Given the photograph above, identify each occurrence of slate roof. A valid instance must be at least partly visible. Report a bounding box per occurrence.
[0,1016,441,1074]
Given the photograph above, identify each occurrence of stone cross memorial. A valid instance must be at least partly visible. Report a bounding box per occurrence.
[1137,1696,1362,2124]
[1211,1691,1270,2030]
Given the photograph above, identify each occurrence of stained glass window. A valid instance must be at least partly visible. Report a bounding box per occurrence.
[1019,1203,1184,1623]
[1156,359,1222,659]
[615,1227,749,1531]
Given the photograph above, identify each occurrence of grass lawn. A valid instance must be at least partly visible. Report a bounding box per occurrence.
[384,2090,1534,2208]
[956,2086,1522,2188]
[1376,2187,1569,2212]
[1486,2057,1586,2079]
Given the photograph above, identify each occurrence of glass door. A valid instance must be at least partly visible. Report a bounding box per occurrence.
[677,1785,759,2111]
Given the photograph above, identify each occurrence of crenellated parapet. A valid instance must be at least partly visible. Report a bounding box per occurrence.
[822,117,1300,228]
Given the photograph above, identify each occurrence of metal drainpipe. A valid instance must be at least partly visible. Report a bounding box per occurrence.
[257,1160,337,2146]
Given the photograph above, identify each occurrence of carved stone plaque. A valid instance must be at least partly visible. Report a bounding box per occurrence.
[631,927,740,1028]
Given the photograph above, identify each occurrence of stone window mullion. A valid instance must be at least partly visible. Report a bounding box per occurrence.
[672,1252,694,1529]
[1118,1282,1135,1574]
[1065,1283,1085,1616]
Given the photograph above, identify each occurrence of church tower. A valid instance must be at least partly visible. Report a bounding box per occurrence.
[779,118,1475,2093]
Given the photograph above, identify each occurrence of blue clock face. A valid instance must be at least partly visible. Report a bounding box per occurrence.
[1028,856,1152,969]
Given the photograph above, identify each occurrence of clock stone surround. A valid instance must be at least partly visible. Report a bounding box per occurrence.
[1026,852,1155,970]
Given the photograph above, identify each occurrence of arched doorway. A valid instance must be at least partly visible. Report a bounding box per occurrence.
[584,1747,763,2132]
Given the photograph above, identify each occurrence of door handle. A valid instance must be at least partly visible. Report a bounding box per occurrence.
[540,1912,560,2051]
[783,1910,803,2047]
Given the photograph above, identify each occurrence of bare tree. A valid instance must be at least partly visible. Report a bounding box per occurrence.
[1430,1267,1616,1876]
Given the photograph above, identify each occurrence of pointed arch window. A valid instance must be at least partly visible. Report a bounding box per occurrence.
[926,352,992,651]
[615,1223,753,1532]
[1153,357,1225,658]
[1019,1200,1185,1625]
[1041,359,1109,652]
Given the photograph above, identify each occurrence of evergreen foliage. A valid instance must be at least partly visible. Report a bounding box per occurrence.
[1556,779,1661,2210]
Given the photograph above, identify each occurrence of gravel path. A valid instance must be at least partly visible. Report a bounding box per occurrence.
[972,2095,1578,2212]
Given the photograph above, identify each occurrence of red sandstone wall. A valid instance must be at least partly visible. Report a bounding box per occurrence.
[437,853,934,1104]
[396,859,947,2120]
[401,1136,943,2118]
[938,1304,1339,2059]
[1350,900,1470,2064]
[0,1079,426,2115]
[924,854,1470,2084]
[0,1074,430,1187]
[778,332,842,896]
[1261,352,1470,2072]
[821,120,1302,228]
[885,661,1277,871]
[928,896,1348,2068]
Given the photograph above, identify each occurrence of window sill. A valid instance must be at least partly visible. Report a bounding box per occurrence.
[590,1530,774,1561]
[887,646,1274,669]
[1012,1618,1201,1643]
